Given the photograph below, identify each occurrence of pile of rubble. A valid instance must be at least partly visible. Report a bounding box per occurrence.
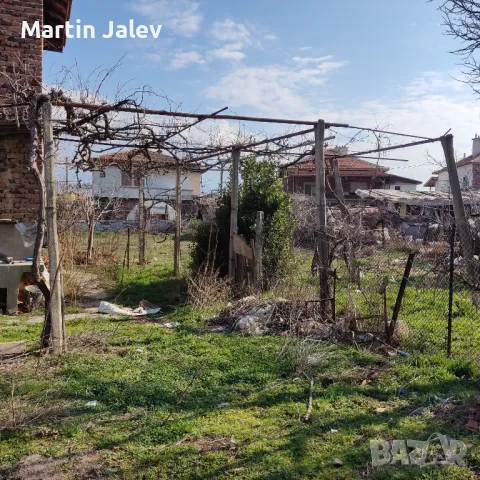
[208,296,346,340]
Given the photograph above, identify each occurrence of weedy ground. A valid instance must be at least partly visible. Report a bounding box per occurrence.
[0,233,480,479]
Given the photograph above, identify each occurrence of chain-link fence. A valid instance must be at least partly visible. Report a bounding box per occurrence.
[326,216,480,359]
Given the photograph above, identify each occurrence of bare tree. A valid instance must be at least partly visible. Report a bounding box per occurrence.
[436,0,480,91]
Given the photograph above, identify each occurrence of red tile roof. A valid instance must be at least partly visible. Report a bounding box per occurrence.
[293,150,389,178]
[433,153,480,174]
[423,176,438,188]
[93,150,203,172]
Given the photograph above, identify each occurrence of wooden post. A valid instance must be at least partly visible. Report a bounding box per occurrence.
[138,177,146,265]
[315,120,330,310]
[441,134,476,285]
[254,211,264,291]
[229,148,240,283]
[332,157,360,284]
[43,100,65,353]
[389,252,416,340]
[127,227,131,270]
[447,224,455,356]
[331,158,347,214]
[174,162,182,276]
[219,161,224,193]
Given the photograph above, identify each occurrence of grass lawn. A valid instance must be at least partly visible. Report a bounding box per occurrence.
[1,233,480,479]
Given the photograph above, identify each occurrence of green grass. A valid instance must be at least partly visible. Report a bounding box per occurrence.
[1,234,480,478]
[1,318,479,479]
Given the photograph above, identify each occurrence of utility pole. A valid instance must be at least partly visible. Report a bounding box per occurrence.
[315,119,330,311]
[43,100,65,353]
[174,162,182,276]
[441,134,476,286]
[228,148,240,283]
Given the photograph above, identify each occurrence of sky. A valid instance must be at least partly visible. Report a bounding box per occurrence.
[43,0,480,192]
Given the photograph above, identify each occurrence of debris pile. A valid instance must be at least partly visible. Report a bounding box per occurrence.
[208,296,342,340]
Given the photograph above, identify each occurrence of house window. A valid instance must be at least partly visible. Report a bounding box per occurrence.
[304,183,316,197]
[121,171,140,187]
[394,186,401,191]
[462,176,470,190]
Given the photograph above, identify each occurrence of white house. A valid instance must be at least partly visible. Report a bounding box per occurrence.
[425,135,480,192]
[91,151,202,201]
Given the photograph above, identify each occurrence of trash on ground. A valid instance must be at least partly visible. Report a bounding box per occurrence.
[161,322,179,328]
[98,300,161,316]
[86,401,98,407]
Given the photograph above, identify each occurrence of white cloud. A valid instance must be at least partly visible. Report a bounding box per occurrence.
[167,51,206,70]
[131,0,202,36]
[264,34,277,41]
[210,43,246,61]
[292,55,333,65]
[211,19,253,46]
[205,55,348,116]
[298,46,312,52]
[144,53,162,63]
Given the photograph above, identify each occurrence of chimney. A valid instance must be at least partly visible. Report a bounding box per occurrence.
[473,134,480,156]
[334,146,349,156]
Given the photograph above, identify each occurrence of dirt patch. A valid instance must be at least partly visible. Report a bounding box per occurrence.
[2,450,106,480]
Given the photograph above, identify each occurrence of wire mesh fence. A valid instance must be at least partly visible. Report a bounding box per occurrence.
[325,216,480,360]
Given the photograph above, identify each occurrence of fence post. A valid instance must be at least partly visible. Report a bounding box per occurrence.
[441,134,475,286]
[43,100,65,353]
[389,252,416,340]
[127,227,130,270]
[447,224,456,357]
[315,119,330,313]
[254,211,264,291]
[138,178,146,265]
[229,148,240,283]
[174,162,182,276]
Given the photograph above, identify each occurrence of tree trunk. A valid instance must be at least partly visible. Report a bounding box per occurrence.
[28,96,52,349]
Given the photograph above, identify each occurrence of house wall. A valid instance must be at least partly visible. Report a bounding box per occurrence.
[0,0,44,220]
[436,164,473,193]
[286,175,382,196]
[386,183,418,192]
[92,166,201,199]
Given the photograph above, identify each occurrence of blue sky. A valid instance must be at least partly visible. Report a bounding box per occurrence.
[44,0,480,191]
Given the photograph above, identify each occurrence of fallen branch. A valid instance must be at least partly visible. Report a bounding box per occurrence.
[303,378,315,423]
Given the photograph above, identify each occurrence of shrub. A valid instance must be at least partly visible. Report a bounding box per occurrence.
[191,157,293,287]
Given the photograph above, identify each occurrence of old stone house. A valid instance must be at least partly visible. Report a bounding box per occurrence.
[0,0,73,221]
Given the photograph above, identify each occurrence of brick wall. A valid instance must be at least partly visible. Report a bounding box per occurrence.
[0,0,43,221]
[0,131,40,220]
